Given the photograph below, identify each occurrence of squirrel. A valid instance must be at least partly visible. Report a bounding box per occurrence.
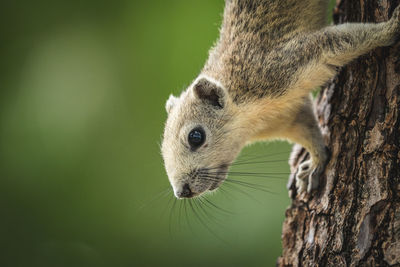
[162,0,400,198]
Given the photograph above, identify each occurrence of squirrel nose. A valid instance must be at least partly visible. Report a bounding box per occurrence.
[176,183,193,198]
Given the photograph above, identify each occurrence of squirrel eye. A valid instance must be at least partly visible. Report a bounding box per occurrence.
[188,127,206,149]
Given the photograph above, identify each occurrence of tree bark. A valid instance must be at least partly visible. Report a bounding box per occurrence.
[278,1,400,266]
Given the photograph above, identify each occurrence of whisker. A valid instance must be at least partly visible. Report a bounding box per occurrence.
[231,175,288,180]
[201,197,234,215]
[184,199,195,236]
[168,198,177,238]
[138,187,171,211]
[199,169,290,180]
[217,186,236,201]
[178,199,183,230]
[222,183,263,205]
[205,161,290,172]
[230,158,298,166]
[226,173,290,179]
[227,178,271,188]
[226,180,275,194]
[200,174,271,189]
[195,198,224,227]
[199,175,275,194]
[188,200,226,243]
[233,150,291,164]
[204,171,291,176]
[161,196,174,221]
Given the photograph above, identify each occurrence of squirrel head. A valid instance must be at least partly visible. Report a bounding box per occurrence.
[161,75,246,198]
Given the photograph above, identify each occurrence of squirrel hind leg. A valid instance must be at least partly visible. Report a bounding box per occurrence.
[285,98,329,194]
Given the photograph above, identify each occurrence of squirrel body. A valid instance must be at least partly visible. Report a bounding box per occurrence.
[162,0,400,198]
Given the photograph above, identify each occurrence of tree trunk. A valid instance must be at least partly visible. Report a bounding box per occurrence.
[278,1,400,266]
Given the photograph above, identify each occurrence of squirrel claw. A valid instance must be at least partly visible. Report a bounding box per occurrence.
[295,160,320,194]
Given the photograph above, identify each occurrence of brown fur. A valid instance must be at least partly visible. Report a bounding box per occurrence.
[162,1,400,197]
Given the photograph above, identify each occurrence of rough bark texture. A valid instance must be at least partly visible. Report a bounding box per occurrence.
[278,1,400,266]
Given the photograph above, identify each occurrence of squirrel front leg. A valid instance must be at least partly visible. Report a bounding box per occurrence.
[283,97,329,193]
[268,6,400,95]
[319,9,400,68]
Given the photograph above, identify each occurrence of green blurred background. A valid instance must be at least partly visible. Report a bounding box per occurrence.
[0,1,336,266]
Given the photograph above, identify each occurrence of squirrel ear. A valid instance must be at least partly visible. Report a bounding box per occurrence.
[165,94,178,113]
[192,77,226,109]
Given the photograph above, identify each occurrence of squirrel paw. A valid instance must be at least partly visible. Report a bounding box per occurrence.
[295,160,323,193]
